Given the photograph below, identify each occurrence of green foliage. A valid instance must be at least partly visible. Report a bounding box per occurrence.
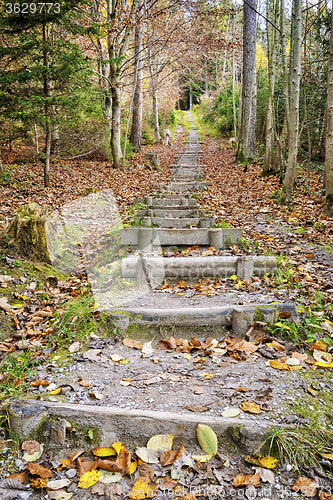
[54,295,95,342]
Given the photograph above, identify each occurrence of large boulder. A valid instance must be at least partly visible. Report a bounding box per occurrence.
[0,202,51,263]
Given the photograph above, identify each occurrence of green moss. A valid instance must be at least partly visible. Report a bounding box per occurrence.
[253,308,265,322]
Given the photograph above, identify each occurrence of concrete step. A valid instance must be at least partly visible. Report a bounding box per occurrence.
[150,199,197,207]
[8,399,283,451]
[149,209,199,218]
[121,302,297,333]
[151,217,200,228]
[120,227,242,249]
[121,255,277,281]
[167,181,210,191]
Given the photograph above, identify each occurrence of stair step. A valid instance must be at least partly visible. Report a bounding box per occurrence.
[120,227,242,248]
[121,255,277,280]
[151,217,200,228]
[150,209,199,218]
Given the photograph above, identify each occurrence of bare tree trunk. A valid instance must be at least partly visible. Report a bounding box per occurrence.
[237,0,257,163]
[43,24,51,188]
[280,0,290,148]
[34,124,39,154]
[129,24,143,152]
[263,0,277,174]
[324,7,333,216]
[152,88,160,142]
[282,0,301,204]
[111,84,124,168]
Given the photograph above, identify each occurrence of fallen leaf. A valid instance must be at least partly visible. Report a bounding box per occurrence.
[135,447,159,464]
[156,336,177,350]
[307,385,319,396]
[196,423,218,455]
[160,450,181,466]
[320,452,333,461]
[253,467,275,483]
[311,340,327,352]
[127,458,138,474]
[123,338,143,350]
[47,479,71,490]
[88,391,104,400]
[272,340,285,352]
[292,477,319,497]
[27,463,53,479]
[245,455,278,469]
[292,352,308,361]
[30,478,49,489]
[191,452,215,462]
[221,408,240,418]
[269,360,290,370]
[22,440,41,454]
[92,447,116,457]
[49,387,61,395]
[142,341,154,356]
[77,458,98,477]
[313,349,332,364]
[78,379,91,388]
[129,477,157,499]
[147,434,174,452]
[240,402,262,414]
[99,471,122,484]
[139,463,155,481]
[236,387,248,392]
[69,450,85,462]
[23,444,43,462]
[68,342,81,353]
[191,385,204,394]
[233,473,261,487]
[5,472,27,484]
[31,380,50,387]
[47,490,73,500]
[78,470,100,489]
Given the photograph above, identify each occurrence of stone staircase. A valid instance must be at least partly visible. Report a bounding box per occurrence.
[115,113,297,335]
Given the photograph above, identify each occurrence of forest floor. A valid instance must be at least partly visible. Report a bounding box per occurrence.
[0,131,333,499]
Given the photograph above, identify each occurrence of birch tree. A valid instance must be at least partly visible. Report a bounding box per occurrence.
[282,0,302,204]
[324,7,333,217]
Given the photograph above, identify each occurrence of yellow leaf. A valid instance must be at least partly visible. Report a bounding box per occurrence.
[112,442,123,455]
[289,365,302,371]
[274,322,283,327]
[92,447,116,457]
[49,388,61,395]
[320,452,333,461]
[315,362,333,368]
[240,402,262,414]
[307,386,319,396]
[78,470,100,489]
[196,424,218,455]
[147,434,174,452]
[229,275,238,280]
[270,360,290,370]
[183,353,192,361]
[119,358,130,365]
[258,456,279,469]
[199,371,213,379]
[191,452,215,463]
[127,458,138,475]
[129,477,157,499]
[245,455,278,469]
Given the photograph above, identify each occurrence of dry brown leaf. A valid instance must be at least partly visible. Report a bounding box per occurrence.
[6,471,28,483]
[272,340,285,352]
[122,338,144,350]
[77,458,98,477]
[78,379,91,388]
[69,450,85,463]
[233,472,261,487]
[292,477,319,497]
[160,450,181,466]
[26,463,53,479]
[292,352,308,361]
[139,463,155,481]
[22,440,40,454]
[236,387,248,393]
[192,385,204,395]
[156,336,177,350]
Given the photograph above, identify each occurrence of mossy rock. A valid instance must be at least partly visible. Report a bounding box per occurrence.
[0,202,51,264]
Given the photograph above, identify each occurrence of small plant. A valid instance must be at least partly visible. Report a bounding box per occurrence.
[55,296,95,342]
[216,220,230,228]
